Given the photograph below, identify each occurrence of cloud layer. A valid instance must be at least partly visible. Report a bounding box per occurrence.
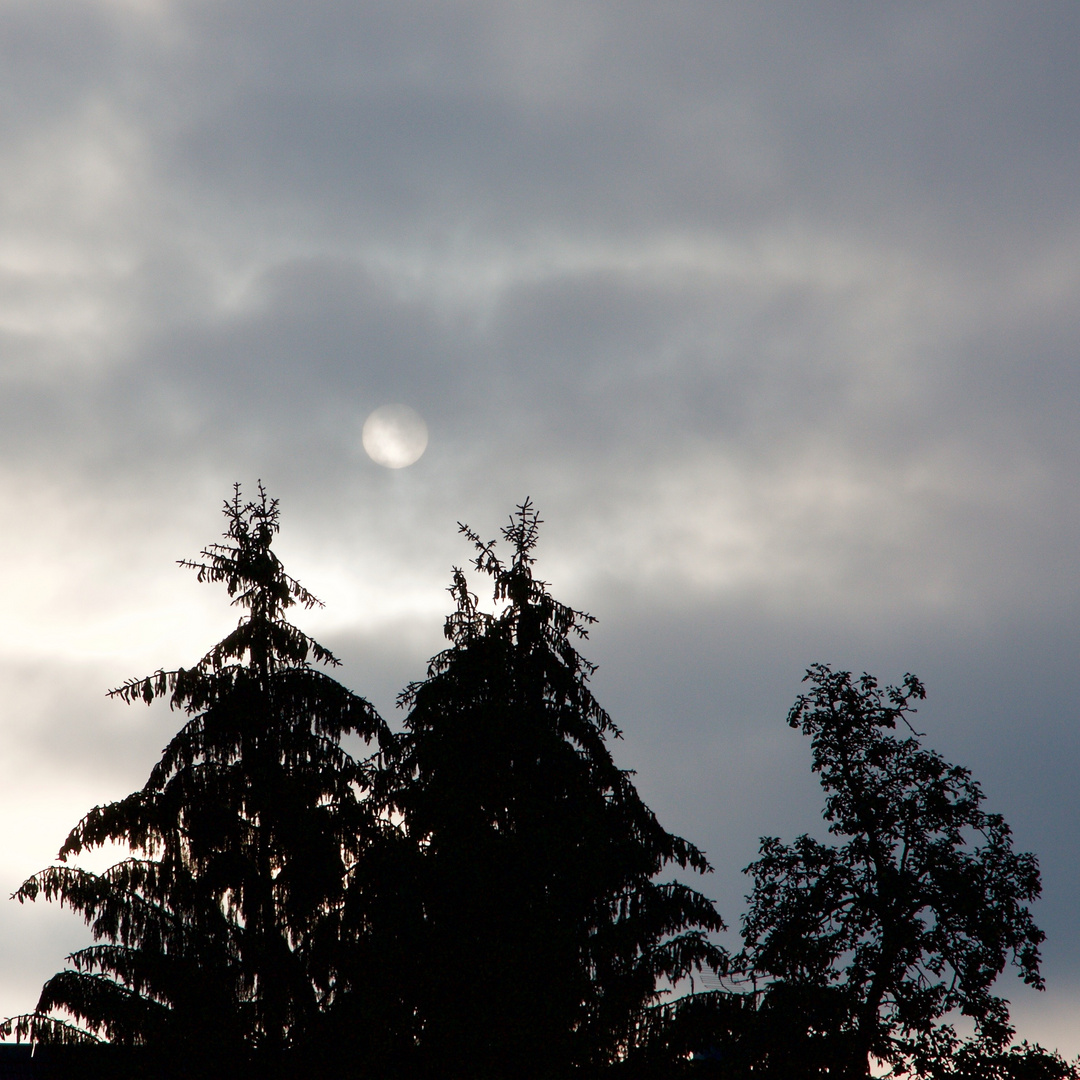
[1,0,1079,1051]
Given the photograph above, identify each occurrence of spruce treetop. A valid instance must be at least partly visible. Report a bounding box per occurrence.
[389,500,725,1077]
[6,485,388,1058]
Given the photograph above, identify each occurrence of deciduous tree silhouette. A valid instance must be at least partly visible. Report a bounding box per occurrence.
[737,664,1050,1079]
[933,1035,1079,1080]
[386,501,726,1078]
[4,486,391,1070]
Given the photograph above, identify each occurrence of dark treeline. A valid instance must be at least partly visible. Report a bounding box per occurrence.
[0,488,1075,1079]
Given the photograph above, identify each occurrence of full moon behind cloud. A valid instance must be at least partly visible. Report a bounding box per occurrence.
[362,404,429,468]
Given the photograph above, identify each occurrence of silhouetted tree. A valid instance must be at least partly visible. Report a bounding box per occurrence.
[932,1035,1078,1080]
[4,486,392,1071]
[737,664,1048,1079]
[387,501,726,1079]
[630,981,857,1078]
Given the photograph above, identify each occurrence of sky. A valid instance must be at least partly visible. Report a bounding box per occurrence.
[0,0,1079,1055]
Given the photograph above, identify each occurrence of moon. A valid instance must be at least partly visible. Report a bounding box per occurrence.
[362,404,429,468]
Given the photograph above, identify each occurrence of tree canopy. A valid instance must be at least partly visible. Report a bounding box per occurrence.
[737,664,1050,1079]
[4,486,391,1069]
[385,501,726,1077]
[3,495,1075,1079]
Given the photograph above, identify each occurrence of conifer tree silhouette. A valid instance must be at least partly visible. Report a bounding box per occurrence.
[387,501,725,1078]
[4,486,391,1068]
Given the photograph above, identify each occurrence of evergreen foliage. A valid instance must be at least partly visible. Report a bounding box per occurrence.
[386,501,726,1078]
[2,495,1075,1079]
[3,486,391,1066]
[630,981,856,1077]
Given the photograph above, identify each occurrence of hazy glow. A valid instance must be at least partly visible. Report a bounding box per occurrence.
[362,404,429,469]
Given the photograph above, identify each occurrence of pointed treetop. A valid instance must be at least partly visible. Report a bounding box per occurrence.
[455,498,597,653]
[179,482,325,619]
[109,483,339,710]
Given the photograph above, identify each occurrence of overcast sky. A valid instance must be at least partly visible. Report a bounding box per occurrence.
[1,0,1079,1054]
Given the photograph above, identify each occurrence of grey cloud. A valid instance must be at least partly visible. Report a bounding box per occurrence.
[134,3,1080,242]
[2,0,1080,1050]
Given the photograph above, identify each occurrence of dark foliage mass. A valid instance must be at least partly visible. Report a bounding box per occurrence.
[2,486,393,1072]
[1,492,1076,1080]
[726,665,1067,1080]
[386,502,725,1077]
